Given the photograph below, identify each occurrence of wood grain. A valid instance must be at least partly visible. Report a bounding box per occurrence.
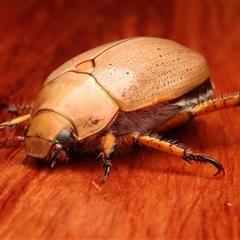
[0,1,240,239]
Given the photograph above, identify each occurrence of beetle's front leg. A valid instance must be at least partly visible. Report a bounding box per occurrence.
[95,132,116,187]
[98,158,112,187]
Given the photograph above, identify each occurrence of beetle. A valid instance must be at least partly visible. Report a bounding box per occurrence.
[0,37,240,186]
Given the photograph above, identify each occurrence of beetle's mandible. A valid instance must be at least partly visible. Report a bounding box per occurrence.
[1,37,240,186]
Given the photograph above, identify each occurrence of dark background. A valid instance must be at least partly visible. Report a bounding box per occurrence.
[0,1,240,239]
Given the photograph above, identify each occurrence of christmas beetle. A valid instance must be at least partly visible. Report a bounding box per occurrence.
[0,37,239,186]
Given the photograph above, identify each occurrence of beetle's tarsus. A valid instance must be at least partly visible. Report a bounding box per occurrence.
[51,159,57,168]
[0,124,17,130]
[10,124,17,130]
[99,158,112,186]
[91,157,112,189]
[185,153,225,176]
[0,114,30,131]
[213,165,225,176]
[0,126,4,130]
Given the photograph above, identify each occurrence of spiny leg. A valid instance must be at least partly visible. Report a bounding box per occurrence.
[193,93,240,116]
[154,93,240,133]
[0,114,30,130]
[136,134,225,176]
[99,158,112,186]
[92,132,116,188]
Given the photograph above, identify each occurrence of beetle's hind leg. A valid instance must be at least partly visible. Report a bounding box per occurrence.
[154,93,240,133]
[136,134,225,176]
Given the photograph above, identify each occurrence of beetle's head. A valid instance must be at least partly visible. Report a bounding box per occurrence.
[24,109,77,167]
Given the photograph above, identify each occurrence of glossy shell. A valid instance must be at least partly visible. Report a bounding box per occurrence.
[30,37,210,142]
[47,37,209,109]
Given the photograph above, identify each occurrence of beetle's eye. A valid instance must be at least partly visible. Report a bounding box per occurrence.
[56,129,75,148]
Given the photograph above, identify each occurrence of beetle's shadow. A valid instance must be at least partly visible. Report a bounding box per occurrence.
[25,152,99,172]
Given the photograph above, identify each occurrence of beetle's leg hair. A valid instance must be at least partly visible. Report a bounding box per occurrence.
[136,135,225,176]
[0,114,30,130]
[192,93,240,117]
[154,93,240,133]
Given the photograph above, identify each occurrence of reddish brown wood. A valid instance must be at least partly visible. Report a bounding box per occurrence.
[0,1,240,239]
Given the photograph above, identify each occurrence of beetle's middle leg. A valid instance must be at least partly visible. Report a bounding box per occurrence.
[95,132,116,187]
[97,131,224,186]
[154,93,240,133]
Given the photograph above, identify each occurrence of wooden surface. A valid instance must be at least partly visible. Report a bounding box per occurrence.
[0,1,240,239]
